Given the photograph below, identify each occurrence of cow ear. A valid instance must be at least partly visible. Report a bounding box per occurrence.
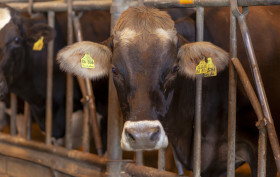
[26,23,56,45]
[57,41,112,79]
[178,41,229,79]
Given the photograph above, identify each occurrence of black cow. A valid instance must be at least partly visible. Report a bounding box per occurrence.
[57,6,280,177]
[0,4,110,148]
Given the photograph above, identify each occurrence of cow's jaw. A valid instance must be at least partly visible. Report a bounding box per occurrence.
[121,120,168,151]
[0,8,11,31]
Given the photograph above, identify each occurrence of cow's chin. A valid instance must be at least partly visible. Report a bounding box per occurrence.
[121,120,169,151]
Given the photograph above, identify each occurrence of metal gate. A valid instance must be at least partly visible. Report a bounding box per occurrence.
[0,0,280,177]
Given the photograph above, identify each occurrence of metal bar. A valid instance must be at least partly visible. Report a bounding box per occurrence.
[76,77,90,152]
[65,0,74,150]
[124,163,187,177]
[0,133,107,167]
[10,93,17,136]
[227,5,237,177]
[172,147,184,175]
[236,14,280,175]
[136,151,143,166]
[23,102,31,140]
[5,0,280,12]
[193,6,203,177]
[45,11,54,145]
[106,0,129,176]
[73,15,103,156]
[231,58,267,177]
[158,148,166,171]
[26,103,31,140]
[85,78,103,156]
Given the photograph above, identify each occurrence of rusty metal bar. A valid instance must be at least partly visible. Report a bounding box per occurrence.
[23,102,31,140]
[0,133,107,167]
[10,93,17,136]
[85,78,103,156]
[158,148,166,171]
[5,0,280,12]
[136,151,143,166]
[65,0,74,150]
[73,15,103,156]
[234,12,280,174]
[124,163,187,177]
[193,6,203,177]
[227,3,237,177]
[231,58,268,177]
[45,10,54,145]
[76,77,90,152]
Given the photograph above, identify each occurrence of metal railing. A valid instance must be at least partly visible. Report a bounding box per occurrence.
[1,0,280,177]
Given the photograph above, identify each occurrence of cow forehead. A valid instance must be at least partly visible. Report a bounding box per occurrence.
[0,8,11,31]
[114,27,177,46]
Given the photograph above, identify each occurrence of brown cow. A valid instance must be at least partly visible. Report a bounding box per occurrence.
[57,6,280,177]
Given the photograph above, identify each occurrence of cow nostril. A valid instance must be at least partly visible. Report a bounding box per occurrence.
[150,126,160,141]
[125,129,136,143]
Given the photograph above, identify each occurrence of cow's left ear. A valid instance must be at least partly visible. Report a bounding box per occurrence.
[178,41,229,79]
[25,23,56,45]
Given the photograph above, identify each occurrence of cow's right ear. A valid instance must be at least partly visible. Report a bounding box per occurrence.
[57,41,112,79]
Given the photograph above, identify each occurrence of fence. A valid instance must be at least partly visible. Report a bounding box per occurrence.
[1,0,280,176]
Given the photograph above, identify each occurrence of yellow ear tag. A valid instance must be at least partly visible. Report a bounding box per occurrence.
[81,53,95,69]
[204,58,217,77]
[195,57,208,74]
[33,36,44,51]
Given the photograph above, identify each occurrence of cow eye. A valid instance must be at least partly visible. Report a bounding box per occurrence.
[112,67,118,75]
[172,65,179,73]
[14,37,22,45]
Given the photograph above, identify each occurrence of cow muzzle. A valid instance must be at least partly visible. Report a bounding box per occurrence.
[121,120,168,151]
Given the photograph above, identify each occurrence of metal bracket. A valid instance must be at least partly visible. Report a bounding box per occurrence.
[256,117,268,129]
[230,0,249,18]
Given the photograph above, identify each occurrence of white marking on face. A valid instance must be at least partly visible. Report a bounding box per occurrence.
[114,28,137,45]
[121,120,168,151]
[155,28,177,45]
[0,8,11,31]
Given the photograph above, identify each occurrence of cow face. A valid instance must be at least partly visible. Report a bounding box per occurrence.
[57,6,229,151]
[0,5,55,98]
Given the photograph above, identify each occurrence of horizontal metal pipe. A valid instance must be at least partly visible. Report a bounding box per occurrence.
[5,0,280,12]
[124,163,187,177]
[0,132,107,167]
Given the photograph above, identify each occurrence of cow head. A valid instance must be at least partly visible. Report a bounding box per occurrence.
[0,4,55,98]
[57,6,229,151]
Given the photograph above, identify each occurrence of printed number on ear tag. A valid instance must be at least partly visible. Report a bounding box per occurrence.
[33,36,44,51]
[81,53,95,69]
[195,57,207,74]
[204,58,217,77]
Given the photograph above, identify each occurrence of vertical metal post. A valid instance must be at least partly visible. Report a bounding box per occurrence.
[158,148,166,171]
[23,102,31,139]
[237,14,279,174]
[135,151,143,166]
[172,147,184,175]
[65,0,74,150]
[10,93,17,136]
[106,1,129,176]
[227,8,237,177]
[45,11,54,145]
[193,6,204,177]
